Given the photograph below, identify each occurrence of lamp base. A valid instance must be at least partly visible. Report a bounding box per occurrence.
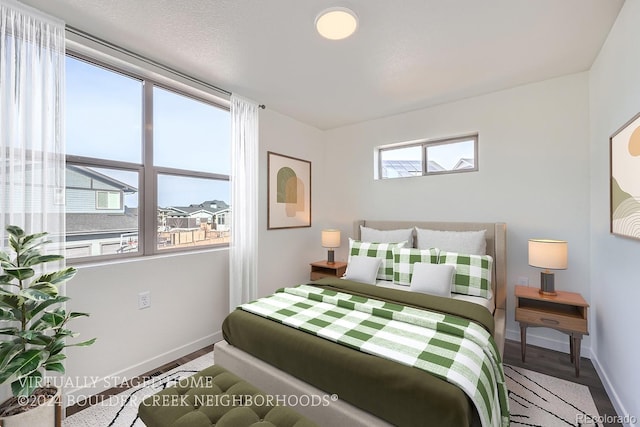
[327,249,335,264]
[539,271,557,296]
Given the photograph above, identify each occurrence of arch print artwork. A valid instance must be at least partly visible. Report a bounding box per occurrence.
[268,151,311,229]
[610,111,640,240]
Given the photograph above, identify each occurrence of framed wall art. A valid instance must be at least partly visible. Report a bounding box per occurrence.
[267,151,311,229]
[610,111,640,240]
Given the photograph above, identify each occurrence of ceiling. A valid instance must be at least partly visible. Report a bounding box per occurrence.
[20,0,624,130]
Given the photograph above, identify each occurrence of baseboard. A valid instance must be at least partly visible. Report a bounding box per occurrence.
[62,331,221,408]
[589,351,637,427]
[505,328,591,358]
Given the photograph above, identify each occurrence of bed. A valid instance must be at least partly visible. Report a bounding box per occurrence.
[217,220,507,427]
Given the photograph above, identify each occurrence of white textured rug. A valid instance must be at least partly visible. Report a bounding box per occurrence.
[63,355,601,427]
[505,364,601,427]
[62,352,214,427]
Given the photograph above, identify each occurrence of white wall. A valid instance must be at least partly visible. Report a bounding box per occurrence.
[323,72,591,354]
[589,1,640,425]
[257,109,327,296]
[63,249,228,405]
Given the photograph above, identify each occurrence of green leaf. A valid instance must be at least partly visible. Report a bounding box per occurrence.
[16,331,51,346]
[0,308,17,321]
[68,337,96,347]
[0,252,9,263]
[22,254,64,268]
[5,225,25,239]
[37,267,77,285]
[44,362,64,374]
[0,327,20,336]
[11,370,42,397]
[0,274,16,284]
[24,295,69,321]
[40,311,66,328]
[0,341,23,372]
[28,282,59,298]
[0,295,23,311]
[3,267,35,281]
[69,311,91,319]
[19,288,53,302]
[0,349,47,385]
[45,353,66,364]
[47,339,65,356]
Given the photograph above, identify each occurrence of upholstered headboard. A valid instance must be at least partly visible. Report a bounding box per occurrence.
[354,220,507,315]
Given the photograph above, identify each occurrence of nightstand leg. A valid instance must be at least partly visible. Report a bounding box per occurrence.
[569,335,574,363]
[520,324,527,363]
[573,335,582,377]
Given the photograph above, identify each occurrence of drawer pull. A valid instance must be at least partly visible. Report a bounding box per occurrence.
[541,318,560,325]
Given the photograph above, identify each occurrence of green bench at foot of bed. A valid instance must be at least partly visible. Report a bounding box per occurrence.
[138,365,318,427]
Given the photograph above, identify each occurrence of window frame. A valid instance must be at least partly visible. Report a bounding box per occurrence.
[65,51,230,264]
[377,134,478,179]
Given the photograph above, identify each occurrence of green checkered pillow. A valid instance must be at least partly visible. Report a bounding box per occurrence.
[438,251,493,298]
[349,239,407,281]
[392,247,440,286]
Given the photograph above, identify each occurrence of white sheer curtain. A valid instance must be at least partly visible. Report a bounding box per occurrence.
[229,95,259,311]
[0,0,66,249]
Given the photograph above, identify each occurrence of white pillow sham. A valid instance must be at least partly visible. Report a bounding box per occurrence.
[343,256,383,285]
[409,263,454,297]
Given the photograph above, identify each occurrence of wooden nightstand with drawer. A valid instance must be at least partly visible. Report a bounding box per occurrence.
[515,285,589,377]
[310,260,347,281]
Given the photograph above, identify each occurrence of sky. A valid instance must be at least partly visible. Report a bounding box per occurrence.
[65,56,230,208]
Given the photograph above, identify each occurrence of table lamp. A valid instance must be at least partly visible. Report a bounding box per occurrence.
[528,239,568,296]
[322,229,341,264]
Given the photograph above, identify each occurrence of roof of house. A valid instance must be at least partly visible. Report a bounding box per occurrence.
[161,200,230,217]
[66,207,139,235]
[68,165,138,193]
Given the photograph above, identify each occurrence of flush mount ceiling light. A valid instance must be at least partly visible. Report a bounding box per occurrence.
[315,7,358,40]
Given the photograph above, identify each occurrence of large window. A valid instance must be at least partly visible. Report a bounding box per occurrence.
[378,135,478,179]
[65,54,230,261]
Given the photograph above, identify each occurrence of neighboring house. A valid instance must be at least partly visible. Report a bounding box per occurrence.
[381,159,450,177]
[453,158,475,170]
[66,165,137,215]
[65,165,139,257]
[159,200,231,232]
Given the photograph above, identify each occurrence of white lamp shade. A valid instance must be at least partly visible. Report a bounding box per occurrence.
[322,229,341,248]
[528,239,568,270]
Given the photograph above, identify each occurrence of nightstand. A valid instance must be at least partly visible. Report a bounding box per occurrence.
[515,285,589,377]
[310,260,347,281]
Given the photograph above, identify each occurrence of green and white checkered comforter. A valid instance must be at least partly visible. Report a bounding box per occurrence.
[240,285,509,427]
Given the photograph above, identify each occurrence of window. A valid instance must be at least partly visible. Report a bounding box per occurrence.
[96,191,121,210]
[65,54,230,261]
[378,135,478,179]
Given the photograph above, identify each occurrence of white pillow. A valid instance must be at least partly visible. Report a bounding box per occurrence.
[409,263,454,297]
[416,228,487,255]
[344,256,383,285]
[360,226,414,246]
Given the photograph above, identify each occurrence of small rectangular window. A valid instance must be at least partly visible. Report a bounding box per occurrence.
[378,135,477,179]
[96,191,121,210]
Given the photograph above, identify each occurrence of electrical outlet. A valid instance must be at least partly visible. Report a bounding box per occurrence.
[138,291,151,309]
[517,276,529,286]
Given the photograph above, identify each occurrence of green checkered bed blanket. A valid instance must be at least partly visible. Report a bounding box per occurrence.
[240,284,509,427]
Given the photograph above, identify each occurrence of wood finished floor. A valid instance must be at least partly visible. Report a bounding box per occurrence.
[67,340,621,426]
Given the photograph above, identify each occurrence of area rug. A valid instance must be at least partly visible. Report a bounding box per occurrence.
[62,352,214,427]
[505,364,601,427]
[63,355,601,427]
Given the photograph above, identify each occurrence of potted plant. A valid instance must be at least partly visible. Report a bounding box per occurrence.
[0,225,95,425]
